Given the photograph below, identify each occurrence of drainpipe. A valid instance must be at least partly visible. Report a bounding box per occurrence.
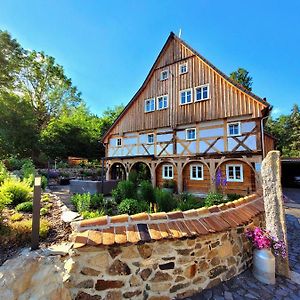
[260,115,269,158]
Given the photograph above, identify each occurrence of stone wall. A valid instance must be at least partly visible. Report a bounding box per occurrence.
[66,213,264,300]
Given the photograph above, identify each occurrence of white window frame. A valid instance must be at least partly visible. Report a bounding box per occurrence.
[179,62,188,74]
[185,128,196,141]
[226,164,244,182]
[179,88,193,105]
[144,98,155,113]
[190,164,204,180]
[157,94,168,110]
[194,84,210,102]
[160,69,169,81]
[162,164,174,179]
[147,133,154,144]
[227,122,241,137]
[116,138,122,147]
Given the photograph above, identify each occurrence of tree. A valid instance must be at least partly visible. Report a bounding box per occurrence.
[230,68,253,91]
[99,105,124,137]
[286,104,300,156]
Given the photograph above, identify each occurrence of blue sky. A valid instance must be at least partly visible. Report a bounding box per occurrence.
[1,0,299,117]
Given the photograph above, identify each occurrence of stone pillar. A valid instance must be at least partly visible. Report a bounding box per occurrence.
[150,163,156,188]
[261,150,290,277]
[177,163,183,193]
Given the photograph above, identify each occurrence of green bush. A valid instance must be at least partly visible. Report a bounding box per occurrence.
[40,207,48,216]
[21,159,35,179]
[155,188,177,212]
[10,213,23,222]
[15,201,33,212]
[41,176,48,191]
[11,218,50,238]
[162,179,176,189]
[81,210,105,219]
[204,192,224,207]
[118,198,148,215]
[128,170,139,187]
[71,193,91,213]
[0,161,9,185]
[176,192,203,211]
[102,198,117,215]
[138,180,155,204]
[90,193,104,210]
[226,193,243,202]
[112,180,136,204]
[0,178,32,207]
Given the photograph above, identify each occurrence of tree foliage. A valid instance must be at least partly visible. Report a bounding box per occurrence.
[230,68,253,91]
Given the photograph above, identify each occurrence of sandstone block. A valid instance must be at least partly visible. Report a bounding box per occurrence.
[151,271,172,282]
[95,280,124,291]
[75,291,102,300]
[139,268,152,281]
[137,244,153,259]
[108,259,131,276]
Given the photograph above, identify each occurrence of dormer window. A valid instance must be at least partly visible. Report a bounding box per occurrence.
[195,84,209,101]
[179,63,188,74]
[157,95,168,110]
[160,70,168,81]
[180,89,192,105]
[147,133,154,144]
[186,128,196,140]
[145,98,155,113]
[227,122,241,137]
[116,138,122,147]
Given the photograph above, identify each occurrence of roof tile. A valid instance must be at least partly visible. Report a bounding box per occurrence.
[149,212,168,220]
[130,212,149,222]
[195,207,210,216]
[137,223,151,242]
[111,214,129,224]
[208,205,220,213]
[176,221,192,237]
[148,223,163,240]
[102,227,115,245]
[79,216,108,228]
[88,230,102,246]
[115,226,127,244]
[126,225,140,244]
[183,209,199,219]
[167,221,183,238]
[167,211,184,220]
[157,223,171,238]
[74,231,89,248]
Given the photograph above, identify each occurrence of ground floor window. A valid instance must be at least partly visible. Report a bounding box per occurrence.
[226,164,243,182]
[162,164,174,179]
[190,164,203,180]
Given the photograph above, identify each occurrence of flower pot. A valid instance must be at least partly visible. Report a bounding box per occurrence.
[253,248,275,284]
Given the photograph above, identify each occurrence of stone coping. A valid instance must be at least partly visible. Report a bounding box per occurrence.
[71,194,264,248]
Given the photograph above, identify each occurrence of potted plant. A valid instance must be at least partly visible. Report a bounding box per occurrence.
[245,227,287,284]
[162,179,176,193]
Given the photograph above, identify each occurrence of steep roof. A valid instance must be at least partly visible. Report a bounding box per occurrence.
[102,32,270,142]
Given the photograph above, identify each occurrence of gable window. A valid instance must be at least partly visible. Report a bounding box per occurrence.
[157,95,168,110]
[145,98,155,113]
[147,133,154,144]
[195,84,209,101]
[180,89,192,105]
[160,70,168,81]
[190,164,204,180]
[226,164,243,182]
[227,122,241,136]
[186,128,196,140]
[116,138,122,147]
[179,63,188,74]
[162,164,174,179]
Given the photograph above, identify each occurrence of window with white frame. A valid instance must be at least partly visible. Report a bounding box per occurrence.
[157,95,168,110]
[179,63,188,74]
[226,164,243,182]
[190,164,204,180]
[160,70,168,80]
[186,128,196,140]
[180,89,192,105]
[116,138,122,147]
[144,98,155,112]
[162,164,173,179]
[147,133,154,144]
[227,122,241,136]
[195,84,209,101]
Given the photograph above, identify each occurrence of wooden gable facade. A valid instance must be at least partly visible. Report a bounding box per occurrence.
[103,32,272,195]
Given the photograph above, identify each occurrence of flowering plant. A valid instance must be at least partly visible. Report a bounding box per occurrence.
[245,227,287,258]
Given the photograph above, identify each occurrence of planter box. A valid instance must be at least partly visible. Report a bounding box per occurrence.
[70,180,119,195]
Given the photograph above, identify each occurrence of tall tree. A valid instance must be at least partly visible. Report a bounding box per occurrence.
[286,104,300,156]
[230,68,253,91]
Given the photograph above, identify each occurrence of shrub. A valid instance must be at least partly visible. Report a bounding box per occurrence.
[155,189,177,212]
[162,180,176,189]
[128,170,139,187]
[81,210,105,219]
[227,193,243,202]
[41,194,51,202]
[90,193,104,210]
[138,180,155,204]
[15,201,33,212]
[176,192,203,211]
[0,161,9,185]
[204,192,224,207]
[11,218,50,238]
[40,207,48,216]
[10,213,23,222]
[71,193,91,213]
[21,159,35,179]
[102,198,117,215]
[118,198,148,215]
[112,180,136,204]
[0,178,32,206]
[41,176,48,191]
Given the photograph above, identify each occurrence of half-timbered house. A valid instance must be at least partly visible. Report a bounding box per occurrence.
[102,32,273,195]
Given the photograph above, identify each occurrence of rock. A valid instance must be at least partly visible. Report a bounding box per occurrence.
[159,262,175,270]
[86,253,109,269]
[170,282,190,293]
[44,242,73,256]
[148,297,171,300]
[176,289,197,299]
[129,275,141,287]
[197,261,209,272]
[210,257,220,266]
[139,268,152,280]
[121,247,140,259]
[175,276,185,282]
[123,290,142,298]
[150,282,171,292]
[108,259,131,276]
[224,291,234,300]
[218,241,232,257]
[95,280,124,291]
[76,279,94,288]
[80,267,101,276]
[75,291,102,300]
[137,244,153,259]
[177,249,192,255]
[184,264,197,279]
[193,275,206,285]
[108,246,122,259]
[62,210,80,223]
[151,271,172,282]
[104,291,122,300]
[208,265,228,279]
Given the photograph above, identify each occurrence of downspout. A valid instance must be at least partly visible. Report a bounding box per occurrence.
[260,115,269,158]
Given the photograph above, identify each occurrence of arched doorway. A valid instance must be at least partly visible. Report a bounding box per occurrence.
[110,162,126,180]
[129,162,151,183]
